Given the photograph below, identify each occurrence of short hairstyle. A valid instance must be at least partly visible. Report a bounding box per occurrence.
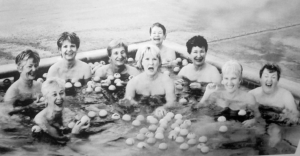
[107,39,128,57]
[15,49,40,69]
[186,35,208,54]
[149,22,166,35]
[41,77,65,98]
[136,45,161,70]
[259,63,281,80]
[57,32,80,49]
[222,60,243,80]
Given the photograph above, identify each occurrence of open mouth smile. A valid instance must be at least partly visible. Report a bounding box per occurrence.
[54,99,63,106]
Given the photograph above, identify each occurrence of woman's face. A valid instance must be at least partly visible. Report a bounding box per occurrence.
[222,71,240,94]
[142,52,160,76]
[150,26,165,45]
[60,40,78,61]
[110,47,127,66]
[260,69,279,94]
[190,46,206,66]
[20,58,39,81]
[46,86,65,110]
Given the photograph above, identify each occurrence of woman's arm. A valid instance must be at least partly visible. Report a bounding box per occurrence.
[242,94,261,127]
[164,77,176,108]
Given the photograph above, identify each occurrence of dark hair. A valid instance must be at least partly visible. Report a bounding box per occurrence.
[57,32,80,49]
[186,35,208,54]
[259,63,281,80]
[149,23,166,35]
[15,49,40,67]
[107,39,128,57]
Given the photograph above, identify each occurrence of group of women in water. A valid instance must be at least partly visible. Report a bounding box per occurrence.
[2,22,300,148]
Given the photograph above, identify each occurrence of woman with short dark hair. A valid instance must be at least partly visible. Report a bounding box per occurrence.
[47,32,91,84]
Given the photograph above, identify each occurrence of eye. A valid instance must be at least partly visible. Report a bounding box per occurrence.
[71,44,76,48]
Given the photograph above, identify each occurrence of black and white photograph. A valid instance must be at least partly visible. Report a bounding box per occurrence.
[0,0,300,155]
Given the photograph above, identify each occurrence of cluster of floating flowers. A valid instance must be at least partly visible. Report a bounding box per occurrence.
[121,112,222,154]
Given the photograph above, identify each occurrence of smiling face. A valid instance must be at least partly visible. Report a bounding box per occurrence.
[150,26,166,45]
[110,47,127,66]
[60,40,78,61]
[46,86,65,111]
[19,58,39,81]
[260,69,279,94]
[222,71,240,94]
[190,46,206,66]
[142,51,160,76]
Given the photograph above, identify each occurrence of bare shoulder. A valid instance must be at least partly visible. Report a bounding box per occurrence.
[278,87,294,98]
[34,109,46,124]
[4,81,20,101]
[77,60,90,69]
[249,87,262,97]
[48,61,61,74]
[95,64,110,77]
[242,91,256,105]
[126,64,140,76]
[161,73,173,83]
[206,63,219,73]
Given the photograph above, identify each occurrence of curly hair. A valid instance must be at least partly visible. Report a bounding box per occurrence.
[57,32,80,49]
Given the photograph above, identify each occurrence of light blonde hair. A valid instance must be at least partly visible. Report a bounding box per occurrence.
[136,45,162,70]
[222,60,243,80]
[42,77,65,98]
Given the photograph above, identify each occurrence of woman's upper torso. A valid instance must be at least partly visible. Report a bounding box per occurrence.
[178,63,221,83]
[95,64,140,79]
[47,59,91,81]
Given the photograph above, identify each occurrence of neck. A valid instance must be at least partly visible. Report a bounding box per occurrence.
[62,59,76,69]
[224,89,240,99]
[263,86,279,96]
[143,71,160,81]
[193,63,206,71]
[19,77,33,88]
[109,63,126,73]
[154,42,163,49]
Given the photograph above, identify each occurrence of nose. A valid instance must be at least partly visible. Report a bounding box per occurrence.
[32,66,37,72]
[117,53,122,58]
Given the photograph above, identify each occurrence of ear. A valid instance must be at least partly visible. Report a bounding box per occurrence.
[17,66,23,73]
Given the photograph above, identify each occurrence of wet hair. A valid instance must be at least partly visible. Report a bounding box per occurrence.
[57,32,80,49]
[259,63,281,80]
[186,35,208,54]
[150,23,166,35]
[222,60,243,80]
[136,45,161,70]
[107,39,128,57]
[15,49,40,70]
[41,77,65,98]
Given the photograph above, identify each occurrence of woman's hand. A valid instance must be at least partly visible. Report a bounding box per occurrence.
[242,118,256,127]
[203,83,218,97]
[175,79,184,85]
[189,82,201,89]
[154,106,167,118]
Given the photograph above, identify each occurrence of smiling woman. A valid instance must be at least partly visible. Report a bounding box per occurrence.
[4,49,45,117]
[47,32,91,84]
[94,39,140,78]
